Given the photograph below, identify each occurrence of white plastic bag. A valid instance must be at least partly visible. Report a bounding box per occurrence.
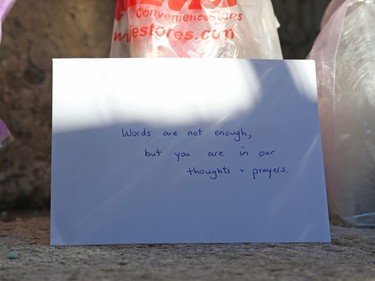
[309,0,375,227]
[110,0,282,58]
[320,0,346,28]
[0,0,15,44]
[0,0,15,148]
[0,119,12,148]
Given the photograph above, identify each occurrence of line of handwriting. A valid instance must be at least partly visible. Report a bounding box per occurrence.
[144,148,277,162]
[122,128,252,142]
[185,166,288,180]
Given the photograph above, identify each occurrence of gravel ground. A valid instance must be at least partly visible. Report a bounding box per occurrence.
[0,212,374,281]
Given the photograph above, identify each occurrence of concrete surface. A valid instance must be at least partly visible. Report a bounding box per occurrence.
[0,212,374,281]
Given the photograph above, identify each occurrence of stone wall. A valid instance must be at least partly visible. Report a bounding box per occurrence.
[273,0,331,58]
[0,0,116,209]
[0,0,330,210]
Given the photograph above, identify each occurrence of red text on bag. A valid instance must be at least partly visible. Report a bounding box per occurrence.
[116,0,237,18]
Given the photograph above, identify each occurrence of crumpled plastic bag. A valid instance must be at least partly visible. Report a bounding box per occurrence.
[0,119,12,148]
[0,0,15,44]
[320,0,346,28]
[309,0,375,227]
[0,0,15,148]
[110,0,282,58]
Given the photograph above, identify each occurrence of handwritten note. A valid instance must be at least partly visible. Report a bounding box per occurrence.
[121,127,287,181]
[51,59,331,245]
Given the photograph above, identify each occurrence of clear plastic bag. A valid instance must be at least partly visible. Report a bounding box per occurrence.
[320,0,346,28]
[0,0,15,148]
[309,0,375,227]
[0,0,15,44]
[0,119,12,148]
[109,0,282,58]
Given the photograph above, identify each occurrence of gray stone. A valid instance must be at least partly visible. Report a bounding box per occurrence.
[0,0,116,209]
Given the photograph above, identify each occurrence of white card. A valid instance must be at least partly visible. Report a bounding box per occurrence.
[51,59,331,245]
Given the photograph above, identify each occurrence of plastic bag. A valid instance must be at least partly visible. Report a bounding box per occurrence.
[0,0,15,44]
[309,0,375,227]
[110,0,282,58]
[0,119,12,148]
[320,0,346,28]
[0,0,15,148]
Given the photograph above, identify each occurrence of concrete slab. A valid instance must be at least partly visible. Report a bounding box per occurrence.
[0,212,374,281]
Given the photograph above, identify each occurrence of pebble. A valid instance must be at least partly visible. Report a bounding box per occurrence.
[7,251,19,260]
